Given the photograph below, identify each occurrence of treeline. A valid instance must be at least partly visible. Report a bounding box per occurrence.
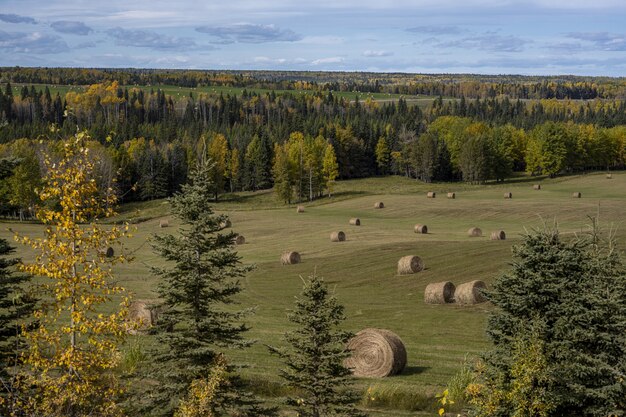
[0,81,624,218]
[2,67,626,99]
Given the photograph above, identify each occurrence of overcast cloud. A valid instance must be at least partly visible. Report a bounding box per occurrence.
[0,0,624,75]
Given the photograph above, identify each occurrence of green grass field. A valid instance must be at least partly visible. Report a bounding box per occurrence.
[12,83,434,106]
[1,172,624,415]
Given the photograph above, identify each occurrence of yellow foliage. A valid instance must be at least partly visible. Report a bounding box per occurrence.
[174,355,228,417]
[15,131,132,417]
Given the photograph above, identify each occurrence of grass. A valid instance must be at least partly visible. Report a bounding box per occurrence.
[12,83,433,105]
[1,171,625,415]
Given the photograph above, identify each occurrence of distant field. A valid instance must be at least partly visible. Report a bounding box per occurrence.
[11,83,434,105]
[2,172,624,415]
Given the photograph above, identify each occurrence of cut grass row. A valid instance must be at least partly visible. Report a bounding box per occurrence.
[1,171,624,415]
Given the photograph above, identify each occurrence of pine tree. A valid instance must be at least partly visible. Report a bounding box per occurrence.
[148,158,274,417]
[0,165,36,413]
[16,131,131,417]
[269,275,366,417]
[474,223,626,416]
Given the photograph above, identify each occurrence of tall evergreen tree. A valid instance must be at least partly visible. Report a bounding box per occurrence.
[269,275,366,417]
[474,224,626,416]
[147,158,274,417]
[0,158,36,413]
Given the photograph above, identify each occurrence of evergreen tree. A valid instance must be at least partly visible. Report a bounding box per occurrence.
[474,224,626,416]
[148,158,274,417]
[269,275,366,417]
[0,163,36,413]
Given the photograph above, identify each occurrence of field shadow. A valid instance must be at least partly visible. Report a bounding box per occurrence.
[401,366,430,376]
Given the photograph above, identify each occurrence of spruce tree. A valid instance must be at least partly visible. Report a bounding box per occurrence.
[147,157,274,417]
[270,275,367,417]
[476,224,626,416]
[0,238,36,412]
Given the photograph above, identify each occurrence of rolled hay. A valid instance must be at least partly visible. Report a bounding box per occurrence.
[572,192,582,198]
[281,251,301,265]
[455,280,488,305]
[533,184,541,190]
[374,202,385,209]
[297,205,305,213]
[105,246,114,257]
[349,218,361,226]
[344,328,407,378]
[607,173,612,179]
[468,227,483,237]
[397,255,424,275]
[427,192,436,198]
[128,300,159,332]
[330,231,346,242]
[220,219,232,228]
[159,219,169,228]
[414,224,428,234]
[504,192,512,199]
[424,281,456,304]
[234,235,246,245]
[447,192,455,199]
[490,230,506,240]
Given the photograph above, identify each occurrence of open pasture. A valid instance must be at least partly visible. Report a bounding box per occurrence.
[1,172,624,413]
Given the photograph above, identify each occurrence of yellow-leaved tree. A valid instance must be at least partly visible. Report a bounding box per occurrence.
[16,131,131,417]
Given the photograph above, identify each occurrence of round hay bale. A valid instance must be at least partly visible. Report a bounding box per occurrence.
[297,205,305,213]
[128,300,158,332]
[374,202,384,209]
[606,173,612,179]
[503,192,512,199]
[414,224,428,234]
[468,227,482,237]
[490,230,506,240]
[427,192,436,198]
[220,219,232,228]
[447,192,455,199]
[424,281,456,304]
[455,280,487,305]
[234,235,246,245]
[572,192,581,198]
[397,255,424,275]
[349,218,361,226]
[330,231,346,242]
[159,219,169,228]
[345,328,407,378]
[105,246,114,257]
[533,184,541,190]
[281,251,301,265]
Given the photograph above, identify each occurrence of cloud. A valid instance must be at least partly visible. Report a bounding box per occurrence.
[74,41,97,49]
[363,50,393,57]
[51,21,93,36]
[106,27,199,50]
[437,33,530,52]
[566,32,626,51]
[0,30,69,54]
[0,13,37,24]
[406,25,462,35]
[311,56,344,65]
[195,23,302,43]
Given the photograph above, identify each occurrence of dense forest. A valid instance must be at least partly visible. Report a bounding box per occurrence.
[0,68,624,219]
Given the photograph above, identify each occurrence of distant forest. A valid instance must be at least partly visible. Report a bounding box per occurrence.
[0,67,624,218]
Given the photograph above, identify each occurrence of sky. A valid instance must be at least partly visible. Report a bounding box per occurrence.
[1,0,626,76]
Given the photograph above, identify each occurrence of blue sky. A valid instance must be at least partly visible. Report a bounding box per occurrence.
[1,0,626,76]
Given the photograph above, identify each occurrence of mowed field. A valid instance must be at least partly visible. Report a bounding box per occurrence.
[12,83,436,106]
[1,172,624,414]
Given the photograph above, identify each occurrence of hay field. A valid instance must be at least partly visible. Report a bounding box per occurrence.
[1,172,624,413]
